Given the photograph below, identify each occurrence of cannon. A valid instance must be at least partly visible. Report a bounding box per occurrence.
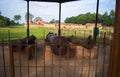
[70,35,95,49]
[10,35,36,50]
[9,35,36,60]
[46,32,70,55]
[46,32,95,56]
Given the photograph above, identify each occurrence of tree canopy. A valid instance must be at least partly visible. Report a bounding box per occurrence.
[0,11,19,27]
[49,19,59,23]
[25,12,34,21]
[64,10,115,26]
[14,15,21,23]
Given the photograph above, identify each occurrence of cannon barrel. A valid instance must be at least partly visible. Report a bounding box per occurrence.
[46,32,95,56]
[20,35,36,45]
[10,35,36,51]
[70,35,95,49]
[46,32,57,42]
[46,32,70,55]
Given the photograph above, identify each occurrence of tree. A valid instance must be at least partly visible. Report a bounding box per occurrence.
[5,18,11,26]
[0,11,18,26]
[49,19,59,23]
[65,13,96,24]
[0,15,11,26]
[110,10,115,18]
[0,15,7,26]
[0,11,1,16]
[109,10,115,26]
[10,20,16,25]
[14,15,21,23]
[64,10,115,26]
[25,12,34,22]
[50,19,55,23]
[101,12,110,26]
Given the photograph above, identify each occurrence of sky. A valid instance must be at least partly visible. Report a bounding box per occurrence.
[0,0,116,23]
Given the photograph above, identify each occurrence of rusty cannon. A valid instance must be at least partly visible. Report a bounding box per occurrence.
[46,32,70,56]
[45,32,95,56]
[10,35,36,50]
[9,35,36,60]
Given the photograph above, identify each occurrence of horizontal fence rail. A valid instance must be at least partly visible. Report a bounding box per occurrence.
[0,30,112,77]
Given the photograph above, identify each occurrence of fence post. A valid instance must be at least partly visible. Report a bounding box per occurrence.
[108,0,120,77]
[2,38,6,77]
[9,43,15,77]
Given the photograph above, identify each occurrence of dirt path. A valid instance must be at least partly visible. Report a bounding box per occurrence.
[0,41,111,77]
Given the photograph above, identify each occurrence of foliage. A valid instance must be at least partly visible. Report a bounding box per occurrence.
[0,11,1,15]
[14,15,21,23]
[25,12,34,21]
[64,10,115,26]
[0,11,20,27]
[49,19,59,23]
[0,15,16,27]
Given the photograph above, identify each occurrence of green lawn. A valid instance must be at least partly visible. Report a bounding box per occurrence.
[0,26,92,41]
[0,25,113,45]
[0,26,50,41]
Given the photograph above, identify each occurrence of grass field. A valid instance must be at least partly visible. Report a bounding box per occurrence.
[0,26,50,41]
[0,25,113,45]
[0,25,91,40]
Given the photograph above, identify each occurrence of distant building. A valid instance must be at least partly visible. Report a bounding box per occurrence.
[35,19,44,25]
[24,18,44,27]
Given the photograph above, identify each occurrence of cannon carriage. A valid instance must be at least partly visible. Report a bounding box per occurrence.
[45,32,95,56]
[9,35,36,60]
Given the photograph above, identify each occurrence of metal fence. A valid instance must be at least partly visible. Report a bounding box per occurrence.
[0,30,112,77]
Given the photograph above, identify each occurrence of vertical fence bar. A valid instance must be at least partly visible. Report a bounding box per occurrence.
[74,30,76,37]
[107,32,113,77]
[8,29,15,77]
[95,44,99,77]
[16,28,22,77]
[9,43,15,77]
[2,38,6,77]
[18,39,22,77]
[66,45,69,77]
[35,40,37,77]
[8,29,10,42]
[84,30,85,39]
[74,46,77,77]
[43,43,46,77]
[59,43,61,77]
[26,39,29,77]
[88,50,91,77]
[51,44,53,77]
[102,32,107,77]
[43,29,45,39]
[81,48,84,77]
